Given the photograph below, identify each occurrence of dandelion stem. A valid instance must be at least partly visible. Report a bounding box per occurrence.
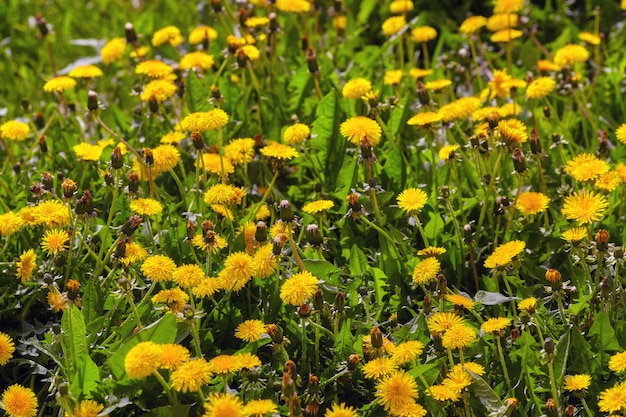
[477,146,504,237]
[581,397,593,417]
[152,370,177,404]
[547,356,562,415]
[318,370,349,390]
[496,336,513,395]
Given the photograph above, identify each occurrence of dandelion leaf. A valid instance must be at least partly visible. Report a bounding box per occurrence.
[186,70,210,113]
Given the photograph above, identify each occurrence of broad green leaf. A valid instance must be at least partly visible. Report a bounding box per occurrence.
[554,329,571,386]
[424,212,444,244]
[334,318,353,357]
[331,155,358,201]
[466,369,504,414]
[589,310,622,352]
[302,259,342,285]
[349,244,368,278]
[390,96,411,139]
[186,70,210,113]
[62,305,88,376]
[369,267,389,307]
[288,64,313,113]
[310,90,345,191]
[142,405,191,417]
[383,146,406,190]
[357,0,378,25]
[82,279,99,334]
[71,353,100,399]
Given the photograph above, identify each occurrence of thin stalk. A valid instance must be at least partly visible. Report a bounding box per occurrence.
[547,357,562,415]
[152,370,177,404]
[477,146,504,234]
[496,336,512,395]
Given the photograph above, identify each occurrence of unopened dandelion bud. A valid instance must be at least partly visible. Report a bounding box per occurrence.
[114,239,127,259]
[203,230,216,246]
[66,279,80,301]
[564,404,575,417]
[143,148,154,167]
[439,185,451,199]
[266,324,283,344]
[109,146,123,170]
[313,289,324,311]
[334,291,345,312]
[58,382,69,397]
[68,101,76,113]
[211,85,222,101]
[307,374,319,395]
[127,172,139,194]
[370,326,383,348]
[42,171,54,191]
[185,220,196,241]
[545,399,557,417]
[529,128,542,154]
[437,274,447,295]
[121,215,142,237]
[346,353,360,370]
[493,197,506,216]
[486,111,500,129]
[285,360,297,377]
[543,337,555,355]
[191,131,205,151]
[238,6,247,27]
[148,97,159,114]
[272,235,284,256]
[269,12,278,33]
[75,190,94,215]
[306,224,323,247]
[35,14,49,37]
[423,295,432,314]
[615,247,624,259]
[210,0,222,13]
[512,148,527,173]
[519,311,531,325]
[595,229,609,251]
[86,90,99,112]
[545,269,562,286]
[103,171,114,187]
[600,277,610,299]
[39,135,48,153]
[61,178,77,199]
[21,98,30,111]
[124,22,137,44]
[279,200,295,222]
[305,401,319,417]
[236,49,248,68]
[551,133,562,145]
[301,36,309,51]
[291,394,303,417]
[306,48,319,75]
[255,221,268,243]
[417,81,429,105]
[358,286,368,296]
[360,141,374,160]
[542,105,551,118]
[34,112,45,129]
[44,273,54,285]
[478,138,490,155]
[298,303,311,318]
[510,328,521,343]
[347,193,362,213]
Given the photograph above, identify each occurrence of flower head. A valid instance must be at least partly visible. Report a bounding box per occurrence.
[428,384,460,402]
[152,25,183,47]
[159,344,190,370]
[616,124,626,145]
[342,78,372,99]
[259,142,299,160]
[460,16,487,34]
[152,288,189,312]
[445,294,474,310]
[172,264,205,288]
[182,109,229,132]
[481,317,511,335]
[0,212,23,237]
[526,76,556,100]
[209,355,241,375]
[407,111,441,127]
[120,242,148,267]
[275,0,312,13]
[68,65,103,78]
[284,123,310,145]
[565,153,610,182]
[0,331,15,365]
[598,381,626,413]
[564,374,591,392]
[517,297,537,313]
[382,16,406,36]
[41,229,70,255]
[441,324,476,350]
[73,143,105,161]
[235,319,266,342]
[384,70,403,85]
[189,26,218,44]
[516,192,550,215]
[192,277,222,298]
[595,171,621,192]
[125,341,162,378]
[280,271,319,306]
[497,119,528,144]
[140,79,178,103]
[1,121,30,141]
[375,371,418,412]
[438,145,459,161]
[411,26,437,42]
[203,393,245,417]
[487,14,518,31]
[484,240,525,269]
[562,190,608,224]
[424,79,452,91]
[16,249,37,282]
[391,340,424,365]
[225,138,255,164]
[220,251,255,291]
[253,243,278,278]
[1,384,38,417]
[151,145,181,173]
[43,76,76,93]
[561,227,587,243]
[490,29,523,43]
[171,358,212,392]
[427,312,464,335]
[609,351,626,373]
[302,199,334,214]
[390,0,414,14]
[340,116,382,147]
[135,60,175,79]
[554,44,589,67]
[130,198,163,216]
[244,399,278,417]
[412,257,440,285]
[324,403,358,417]
[101,38,126,64]
[362,357,398,379]
[141,255,177,282]
[494,0,525,14]
[397,188,428,214]
[72,400,103,417]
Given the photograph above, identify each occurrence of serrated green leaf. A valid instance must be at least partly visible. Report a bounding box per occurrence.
[383,146,406,190]
[288,64,313,113]
[302,259,342,285]
[349,244,368,278]
[334,318,353,357]
[390,96,411,139]
[424,212,444,244]
[62,305,88,376]
[310,90,345,191]
[589,310,622,352]
[186,70,210,113]
[554,329,571,386]
[71,353,100,399]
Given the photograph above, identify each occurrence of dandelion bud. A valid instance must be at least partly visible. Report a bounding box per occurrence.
[439,185,451,199]
[510,328,521,343]
[210,84,222,101]
[512,148,527,173]
[114,239,127,259]
[42,171,54,191]
[21,98,30,112]
[44,274,54,285]
[595,229,609,251]
[121,215,142,237]
[437,274,447,295]
[565,404,575,417]
[201,220,214,234]
[291,394,303,417]
[370,326,383,348]
[305,401,319,417]
[545,398,557,417]
[306,224,323,247]
[191,131,205,151]
[58,382,69,397]
[301,36,309,51]
[111,146,124,170]
[185,220,196,241]
[417,81,429,106]
[529,128,542,154]
[39,135,48,154]
[478,138,490,155]
[210,0,222,13]
[347,193,362,214]
[543,337,555,355]
[545,269,562,286]
[615,247,624,260]
[542,106,551,118]
[313,289,324,311]
[182,304,195,320]
[127,172,139,194]
[203,230,216,246]
[347,354,360,371]
[255,221,268,243]
[124,22,137,44]
[360,141,374,160]
[266,324,283,344]
[143,148,154,167]
[307,374,319,395]
[600,277,610,299]
[272,235,285,256]
[306,48,319,75]
[462,224,474,244]
[423,295,432,314]
[551,133,563,145]
[299,303,311,318]
[61,178,77,199]
[269,12,278,33]
[279,200,295,222]
[236,49,248,68]
[34,112,45,129]
[334,291,345,312]
[35,14,49,37]
[148,97,159,114]
[75,190,94,215]
[86,90,99,112]
[285,360,297,381]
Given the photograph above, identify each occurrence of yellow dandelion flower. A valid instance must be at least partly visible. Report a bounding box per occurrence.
[68,65,103,78]
[152,25,183,47]
[253,243,278,279]
[0,332,15,365]
[375,371,418,412]
[595,171,621,192]
[408,68,434,79]
[562,190,608,224]
[526,76,556,100]
[417,246,447,257]
[260,141,300,160]
[494,0,525,14]
[428,384,460,402]
[284,123,310,145]
[490,29,523,43]
[382,16,406,36]
[235,352,262,369]
[119,242,148,267]
[554,44,589,67]
[481,317,511,335]
[203,393,245,417]
[225,138,255,164]
[565,153,610,182]
[101,38,126,64]
[424,79,452,91]
[411,26,437,42]
[280,271,318,306]
[457,361,485,376]
[516,191,550,215]
[73,142,105,161]
[209,354,241,375]
[342,78,372,99]
[302,199,334,214]
[244,399,278,417]
[537,59,561,72]
[170,358,212,393]
[152,288,189,313]
[427,312,464,335]
[16,249,36,283]
[0,211,23,237]
[192,276,222,298]
[484,240,525,269]
[72,400,103,417]
[397,187,428,214]
[238,45,261,61]
[140,79,178,103]
[486,13,518,31]
[159,344,190,371]
[332,15,347,30]
[130,198,163,216]
[390,0,414,14]
[599,381,626,413]
[160,130,186,144]
[442,324,476,350]
[220,251,255,292]
[181,109,229,132]
[204,183,244,205]
[141,254,176,282]
[498,118,528,144]
[47,291,67,312]
[460,15,487,34]
[407,111,441,127]
[189,26,218,44]
[152,144,181,173]
[43,76,76,93]
[616,163,626,182]
[130,46,151,59]
[30,200,70,228]
[412,257,440,285]
[211,204,234,221]
[172,264,205,289]
[1,384,38,417]
[125,341,162,379]
[443,366,473,391]
[362,357,398,379]
[487,68,514,98]
[235,319,266,342]
[245,17,270,28]
[41,229,69,255]
[446,294,474,310]
[1,120,30,141]
[609,351,626,373]
[561,226,587,243]
[438,144,459,161]
[275,0,311,12]
[391,340,424,365]
[199,153,235,176]
[135,60,175,79]
[615,124,626,145]
[564,374,591,392]
[517,297,537,313]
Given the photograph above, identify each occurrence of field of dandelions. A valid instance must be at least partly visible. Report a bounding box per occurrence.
[3,0,626,416]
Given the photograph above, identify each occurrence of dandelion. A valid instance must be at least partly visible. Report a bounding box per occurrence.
[280,271,319,306]
[283,123,310,145]
[342,78,372,99]
[135,60,175,79]
[438,145,459,161]
[244,399,278,417]
[498,119,528,144]
[225,138,255,164]
[411,26,437,42]
[428,385,460,402]
[172,264,205,288]
[564,374,591,392]
[565,153,610,182]
[140,79,178,103]
[43,76,76,93]
[71,400,104,417]
[125,341,162,379]
[417,246,447,257]
[553,44,589,67]
[427,312,464,334]
[235,352,261,370]
[561,227,587,243]
[481,317,511,335]
[411,257,440,285]
[390,0,414,14]
[171,358,213,392]
[203,184,244,205]
[486,14,518,31]
[200,153,235,176]
[324,403,358,417]
[235,320,266,342]
[16,249,36,282]
[445,294,474,310]
[73,143,104,161]
[101,38,126,64]
[526,76,556,99]
[141,255,176,282]
[595,171,621,192]
[245,16,270,28]
[609,351,626,373]
[0,120,30,141]
[159,344,190,370]
[41,229,70,255]
[517,297,537,313]
[130,198,163,216]
[152,25,183,47]
[443,366,473,391]
[441,323,477,350]
[382,16,406,36]
[460,16,487,34]
[253,243,279,278]
[362,357,398,379]
[189,26,218,44]
[302,199,334,214]
[68,65,103,78]
[516,191,550,215]
[0,331,15,365]
[384,70,403,85]
[203,393,245,417]
[47,291,67,312]
[407,111,441,127]
[391,340,424,365]
[209,354,241,375]
[275,0,311,13]
[562,190,608,224]
[397,188,428,214]
[484,240,525,269]
[30,200,71,227]
[1,384,38,417]
[490,29,523,43]
[192,277,222,298]
[120,242,148,267]
[259,142,300,160]
[152,288,189,313]
[598,381,626,413]
[494,0,525,13]
[375,371,418,412]
[340,116,383,147]
[238,45,261,61]
[0,212,23,236]
[616,124,626,145]
[408,68,433,79]
[160,131,186,145]
[424,79,452,91]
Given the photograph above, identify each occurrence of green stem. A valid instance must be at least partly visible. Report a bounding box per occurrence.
[152,370,177,404]
[496,336,513,395]
[548,357,562,415]
[318,370,350,389]
[477,146,504,236]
